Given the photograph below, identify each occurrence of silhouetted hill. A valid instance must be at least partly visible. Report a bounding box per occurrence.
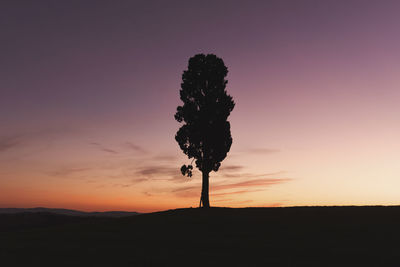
[1,206,400,266]
[0,207,139,217]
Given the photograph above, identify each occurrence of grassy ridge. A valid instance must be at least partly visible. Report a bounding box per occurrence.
[1,206,400,266]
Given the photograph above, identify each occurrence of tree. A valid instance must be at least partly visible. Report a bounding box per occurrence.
[174,54,235,208]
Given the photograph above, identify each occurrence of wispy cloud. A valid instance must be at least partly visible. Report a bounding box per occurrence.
[211,189,264,197]
[220,164,244,172]
[47,167,91,177]
[90,142,118,154]
[124,142,147,153]
[212,198,234,203]
[247,148,280,154]
[131,178,148,183]
[143,191,153,197]
[173,188,199,198]
[112,183,133,188]
[222,171,286,179]
[0,127,84,161]
[102,148,118,154]
[211,178,291,191]
[89,141,149,155]
[136,166,175,176]
[152,154,177,161]
[0,135,20,152]
[172,185,198,193]
[172,177,291,198]
[134,165,186,183]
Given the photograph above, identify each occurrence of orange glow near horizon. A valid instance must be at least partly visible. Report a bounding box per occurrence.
[2,1,400,212]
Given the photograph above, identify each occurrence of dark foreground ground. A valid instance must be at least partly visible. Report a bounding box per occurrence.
[1,206,400,266]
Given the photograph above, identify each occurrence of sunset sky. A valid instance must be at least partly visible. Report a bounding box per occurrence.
[1,0,400,212]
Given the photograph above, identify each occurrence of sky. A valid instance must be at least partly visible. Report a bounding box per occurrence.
[1,0,400,212]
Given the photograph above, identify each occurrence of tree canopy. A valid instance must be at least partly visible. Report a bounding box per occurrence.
[175,54,235,207]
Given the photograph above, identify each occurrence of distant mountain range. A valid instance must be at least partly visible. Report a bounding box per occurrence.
[0,207,139,217]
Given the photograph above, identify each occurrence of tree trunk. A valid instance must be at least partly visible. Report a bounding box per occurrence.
[200,171,210,208]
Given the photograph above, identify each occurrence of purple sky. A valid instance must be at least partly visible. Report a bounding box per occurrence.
[1,0,400,212]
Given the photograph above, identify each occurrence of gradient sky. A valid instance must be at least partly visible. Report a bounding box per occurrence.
[1,0,400,212]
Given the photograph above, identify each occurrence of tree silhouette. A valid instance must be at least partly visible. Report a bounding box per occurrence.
[175,54,235,208]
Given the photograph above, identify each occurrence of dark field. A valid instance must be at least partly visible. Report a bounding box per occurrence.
[1,206,400,266]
